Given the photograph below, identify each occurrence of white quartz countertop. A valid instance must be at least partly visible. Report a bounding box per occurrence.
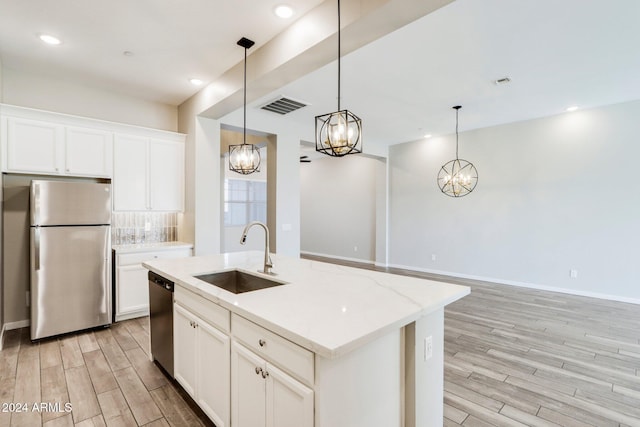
[143,251,469,359]
[113,241,193,253]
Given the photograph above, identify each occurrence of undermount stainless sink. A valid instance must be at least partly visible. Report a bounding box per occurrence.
[193,270,285,294]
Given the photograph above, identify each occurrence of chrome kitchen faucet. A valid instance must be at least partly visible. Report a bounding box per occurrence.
[240,221,274,275]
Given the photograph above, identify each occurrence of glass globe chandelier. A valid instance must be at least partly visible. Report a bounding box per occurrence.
[229,37,261,174]
[437,106,478,197]
[315,0,362,157]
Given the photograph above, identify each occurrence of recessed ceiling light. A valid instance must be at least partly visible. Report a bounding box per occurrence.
[274,4,294,18]
[424,134,432,139]
[123,51,134,57]
[39,34,61,45]
[189,78,203,86]
[566,106,579,112]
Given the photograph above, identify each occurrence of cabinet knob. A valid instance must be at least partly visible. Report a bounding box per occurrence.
[259,339,266,347]
[261,370,269,379]
[255,367,262,375]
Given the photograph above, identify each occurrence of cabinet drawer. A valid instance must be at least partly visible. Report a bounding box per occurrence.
[232,313,314,386]
[118,252,158,266]
[117,248,192,266]
[175,286,230,333]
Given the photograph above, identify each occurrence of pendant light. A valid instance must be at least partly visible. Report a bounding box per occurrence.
[315,0,362,157]
[229,37,261,174]
[437,106,478,197]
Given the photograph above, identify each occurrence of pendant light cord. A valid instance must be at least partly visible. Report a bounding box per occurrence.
[455,107,459,159]
[337,0,341,111]
[243,45,247,145]
[453,105,461,159]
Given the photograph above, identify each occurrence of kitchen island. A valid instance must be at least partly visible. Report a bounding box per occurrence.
[144,251,469,427]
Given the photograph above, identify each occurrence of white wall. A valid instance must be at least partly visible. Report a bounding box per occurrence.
[389,100,640,302]
[2,67,177,131]
[300,154,380,263]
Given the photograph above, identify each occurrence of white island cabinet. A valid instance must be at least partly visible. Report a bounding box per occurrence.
[174,285,231,427]
[144,251,469,427]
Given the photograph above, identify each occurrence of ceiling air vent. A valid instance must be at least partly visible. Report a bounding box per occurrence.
[260,96,308,115]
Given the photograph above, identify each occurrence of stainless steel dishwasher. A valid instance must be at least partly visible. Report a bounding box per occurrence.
[149,271,174,377]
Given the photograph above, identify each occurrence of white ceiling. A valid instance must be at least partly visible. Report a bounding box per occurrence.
[0,0,325,105]
[1,0,639,149]
[254,0,640,148]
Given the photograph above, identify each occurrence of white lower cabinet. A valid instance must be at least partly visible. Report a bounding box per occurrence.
[173,287,314,427]
[174,303,231,427]
[231,342,314,427]
[114,247,191,321]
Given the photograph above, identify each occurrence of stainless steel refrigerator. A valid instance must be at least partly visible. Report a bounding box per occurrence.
[30,180,112,340]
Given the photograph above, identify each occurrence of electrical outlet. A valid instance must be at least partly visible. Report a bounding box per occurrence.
[431,254,436,261]
[354,246,358,252]
[424,336,433,361]
[570,269,578,279]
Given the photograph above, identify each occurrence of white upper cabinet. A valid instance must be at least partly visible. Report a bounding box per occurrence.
[0,106,185,203]
[149,139,184,211]
[113,134,148,211]
[3,118,112,178]
[113,135,184,211]
[5,117,64,174]
[65,126,113,177]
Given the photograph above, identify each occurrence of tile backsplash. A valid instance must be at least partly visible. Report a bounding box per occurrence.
[112,212,178,245]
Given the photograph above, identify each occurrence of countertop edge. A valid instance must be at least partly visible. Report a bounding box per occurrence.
[113,241,194,254]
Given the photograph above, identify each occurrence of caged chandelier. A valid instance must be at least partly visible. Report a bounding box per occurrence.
[315,0,362,157]
[229,37,261,175]
[437,106,478,197]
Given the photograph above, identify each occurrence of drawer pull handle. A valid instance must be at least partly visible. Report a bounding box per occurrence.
[255,367,262,375]
[261,370,269,379]
[259,339,266,347]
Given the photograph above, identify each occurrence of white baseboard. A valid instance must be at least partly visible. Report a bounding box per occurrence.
[4,319,30,330]
[0,323,5,351]
[300,251,375,265]
[388,263,640,305]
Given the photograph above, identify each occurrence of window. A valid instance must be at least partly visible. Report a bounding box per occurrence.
[224,179,267,227]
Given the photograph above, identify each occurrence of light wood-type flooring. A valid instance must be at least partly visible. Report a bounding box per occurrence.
[1,257,639,426]
[0,317,213,427]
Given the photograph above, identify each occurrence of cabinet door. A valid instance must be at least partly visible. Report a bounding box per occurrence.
[65,127,113,177]
[113,134,148,210]
[174,304,197,397]
[6,117,63,173]
[148,139,184,211]
[266,364,314,427]
[197,320,231,427]
[232,342,266,427]
[115,264,149,320]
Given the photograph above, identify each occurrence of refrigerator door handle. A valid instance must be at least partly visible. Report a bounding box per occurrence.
[34,226,41,271]
[33,182,40,225]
